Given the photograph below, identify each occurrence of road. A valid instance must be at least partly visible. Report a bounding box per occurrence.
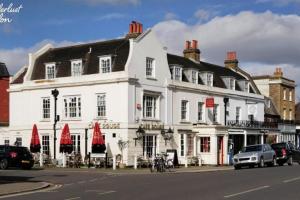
[1,165,300,200]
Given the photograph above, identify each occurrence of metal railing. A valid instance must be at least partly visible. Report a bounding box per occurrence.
[226,120,278,129]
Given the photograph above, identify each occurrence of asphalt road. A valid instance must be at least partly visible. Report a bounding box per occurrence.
[1,164,300,200]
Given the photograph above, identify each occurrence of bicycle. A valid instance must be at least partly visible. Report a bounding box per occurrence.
[149,153,174,173]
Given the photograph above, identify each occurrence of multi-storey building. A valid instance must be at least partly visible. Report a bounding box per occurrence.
[253,68,297,144]
[2,21,269,165]
[0,62,10,143]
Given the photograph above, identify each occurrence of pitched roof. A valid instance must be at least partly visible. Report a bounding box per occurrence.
[11,68,27,84]
[31,38,130,80]
[167,54,246,89]
[0,63,9,78]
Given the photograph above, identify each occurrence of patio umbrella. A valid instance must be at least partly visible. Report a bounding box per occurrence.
[59,124,73,154]
[92,122,106,153]
[30,124,41,153]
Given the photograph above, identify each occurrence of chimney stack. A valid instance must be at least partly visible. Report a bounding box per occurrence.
[224,51,239,69]
[183,40,201,62]
[273,67,283,77]
[126,21,143,39]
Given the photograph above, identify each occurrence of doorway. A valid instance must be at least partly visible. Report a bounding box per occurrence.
[217,136,224,165]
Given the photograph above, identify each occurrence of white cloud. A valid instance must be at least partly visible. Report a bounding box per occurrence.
[256,0,300,6]
[164,12,177,20]
[66,0,140,6]
[96,13,127,21]
[194,9,216,21]
[152,11,300,100]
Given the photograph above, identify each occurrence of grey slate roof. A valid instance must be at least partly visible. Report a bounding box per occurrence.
[0,63,9,78]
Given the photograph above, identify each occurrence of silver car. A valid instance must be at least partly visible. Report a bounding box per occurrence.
[233,144,276,170]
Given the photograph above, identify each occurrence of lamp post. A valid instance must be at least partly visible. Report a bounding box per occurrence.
[161,127,174,145]
[223,97,229,126]
[134,125,145,146]
[51,89,59,160]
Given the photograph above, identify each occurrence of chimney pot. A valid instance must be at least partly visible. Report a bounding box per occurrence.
[227,51,237,60]
[192,40,198,49]
[185,41,191,49]
[126,21,143,39]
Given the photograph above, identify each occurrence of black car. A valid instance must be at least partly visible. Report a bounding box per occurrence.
[0,145,34,170]
[271,142,300,166]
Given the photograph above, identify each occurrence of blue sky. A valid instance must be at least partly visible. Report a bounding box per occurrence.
[1,0,300,100]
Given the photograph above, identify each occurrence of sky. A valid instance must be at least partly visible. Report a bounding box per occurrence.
[1,0,300,100]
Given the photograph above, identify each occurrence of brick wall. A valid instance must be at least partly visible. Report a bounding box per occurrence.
[0,77,9,124]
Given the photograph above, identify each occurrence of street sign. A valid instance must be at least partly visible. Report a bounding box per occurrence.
[206,98,214,108]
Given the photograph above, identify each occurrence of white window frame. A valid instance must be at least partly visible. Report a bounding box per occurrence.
[143,94,159,120]
[146,57,155,78]
[213,104,219,123]
[289,90,293,101]
[191,70,198,84]
[198,102,205,122]
[63,96,82,120]
[289,109,292,120]
[180,134,185,156]
[236,107,241,121]
[71,134,81,154]
[45,63,56,79]
[42,97,50,120]
[283,89,287,100]
[143,135,157,158]
[229,78,235,90]
[96,94,106,118]
[71,59,82,76]
[283,108,286,120]
[99,56,111,74]
[245,81,249,92]
[172,66,182,81]
[200,137,210,153]
[207,73,213,87]
[42,135,50,155]
[181,100,189,121]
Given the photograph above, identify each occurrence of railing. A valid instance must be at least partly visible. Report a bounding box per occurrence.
[226,120,278,129]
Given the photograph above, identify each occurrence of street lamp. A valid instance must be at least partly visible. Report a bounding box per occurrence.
[51,89,59,160]
[223,97,229,126]
[161,127,174,145]
[134,125,145,146]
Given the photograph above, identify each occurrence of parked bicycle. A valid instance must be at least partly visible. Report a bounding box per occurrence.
[149,153,174,173]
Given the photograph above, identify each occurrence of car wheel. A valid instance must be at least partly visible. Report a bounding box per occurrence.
[0,159,8,170]
[278,161,284,166]
[288,157,293,166]
[234,165,241,170]
[259,157,264,168]
[271,156,276,167]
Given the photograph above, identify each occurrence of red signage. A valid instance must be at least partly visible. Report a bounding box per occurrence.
[206,98,214,108]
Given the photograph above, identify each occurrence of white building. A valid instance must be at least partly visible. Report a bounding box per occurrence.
[2,21,272,165]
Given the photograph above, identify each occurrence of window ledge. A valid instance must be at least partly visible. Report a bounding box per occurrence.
[142,118,161,122]
[180,120,191,124]
[61,118,82,121]
[146,77,157,81]
[95,117,107,120]
[197,120,206,124]
[40,119,51,122]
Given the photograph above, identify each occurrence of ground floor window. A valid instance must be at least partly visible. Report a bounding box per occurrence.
[15,137,22,146]
[71,134,81,154]
[180,134,184,156]
[143,135,157,158]
[42,135,50,155]
[4,139,9,146]
[200,137,210,153]
[187,134,194,156]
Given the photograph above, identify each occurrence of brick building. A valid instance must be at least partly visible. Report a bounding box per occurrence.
[0,62,10,126]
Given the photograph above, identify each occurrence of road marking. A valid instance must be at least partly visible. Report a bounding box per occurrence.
[224,185,270,198]
[64,183,74,186]
[85,190,104,192]
[64,197,80,200]
[283,176,300,183]
[89,178,98,182]
[98,191,116,195]
[77,181,86,184]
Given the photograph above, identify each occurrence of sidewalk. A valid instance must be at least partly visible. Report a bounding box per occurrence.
[0,181,50,197]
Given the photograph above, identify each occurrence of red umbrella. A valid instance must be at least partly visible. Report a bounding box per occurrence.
[60,124,73,153]
[30,124,41,153]
[92,122,106,153]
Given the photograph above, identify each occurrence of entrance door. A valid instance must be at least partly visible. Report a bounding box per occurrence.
[217,136,224,165]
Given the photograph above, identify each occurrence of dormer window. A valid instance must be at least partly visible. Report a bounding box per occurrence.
[99,56,111,73]
[146,57,155,78]
[191,70,198,84]
[171,66,182,81]
[207,73,213,86]
[229,78,235,90]
[71,59,82,76]
[45,63,56,79]
[245,81,249,92]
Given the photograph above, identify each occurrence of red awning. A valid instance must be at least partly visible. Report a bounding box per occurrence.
[92,122,105,145]
[60,124,72,145]
[30,124,41,153]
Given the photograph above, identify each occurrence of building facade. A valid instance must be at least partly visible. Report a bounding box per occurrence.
[2,22,268,165]
[0,63,10,140]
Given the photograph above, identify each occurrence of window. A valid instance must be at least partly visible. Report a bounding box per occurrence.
[4,139,9,146]
[283,89,287,100]
[181,100,188,121]
[71,135,81,154]
[207,73,213,86]
[200,137,210,153]
[172,66,182,81]
[180,134,184,156]
[283,108,286,120]
[63,96,81,119]
[289,109,293,120]
[143,95,158,119]
[213,104,219,123]
[198,102,204,121]
[99,56,111,73]
[143,135,156,158]
[71,60,82,76]
[229,78,235,90]
[236,107,241,121]
[289,90,293,101]
[42,98,50,119]
[97,94,106,118]
[15,137,22,146]
[191,70,198,83]
[248,114,254,121]
[187,134,194,156]
[45,63,56,79]
[146,57,155,77]
[42,135,50,155]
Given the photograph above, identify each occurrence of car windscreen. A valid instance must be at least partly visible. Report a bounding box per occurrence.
[241,145,262,152]
[271,143,286,149]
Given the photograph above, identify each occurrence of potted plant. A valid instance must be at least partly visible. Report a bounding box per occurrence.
[118,139,129,168]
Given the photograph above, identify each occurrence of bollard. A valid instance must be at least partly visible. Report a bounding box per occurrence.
[185,157,188,168]
[39,153,43,167]
[198,156,202,166]
[88,152,91,168]
[113,155,116,170]
[134,154,137,170]
[62,152,66,168]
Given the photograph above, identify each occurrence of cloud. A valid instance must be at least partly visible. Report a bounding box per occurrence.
[66,0,140,6]
[164,12,178,20]
[194,9,219,22]
[256,0,300,6]
[0,40,80,74]
[96,13,127,21]
[152,11,300,100]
